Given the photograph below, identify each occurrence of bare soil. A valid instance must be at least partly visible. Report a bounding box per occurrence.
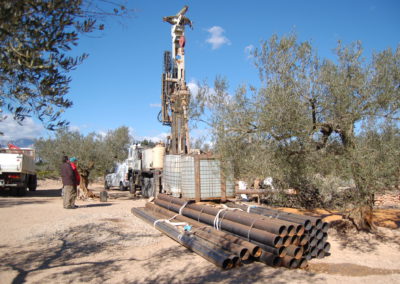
[0,179,399,284]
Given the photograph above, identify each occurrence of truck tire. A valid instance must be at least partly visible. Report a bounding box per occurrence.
[28,175,37,191]
[129,178,136,194]
[17,187,27,196]
[119,182,125,191]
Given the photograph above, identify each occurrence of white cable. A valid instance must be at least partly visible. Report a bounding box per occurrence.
[178,201,188,215]
[153,214,188,227]
[213,207,243,231]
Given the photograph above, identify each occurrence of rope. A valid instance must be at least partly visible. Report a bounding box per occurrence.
[213,206,243,231]
[178,201,188,215]
[247,219,257,241]
[153,214,188,228]
[246,205,257,213]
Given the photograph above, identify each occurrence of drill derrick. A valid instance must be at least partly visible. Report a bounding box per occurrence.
[160,6,192,155]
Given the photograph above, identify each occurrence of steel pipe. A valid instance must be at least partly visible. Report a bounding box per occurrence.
[244,206,315,231]
[158,194,289,237]
[259,251,282,267]
[145,202,262,257]
[131,207,233,269]
[323,242,331,253]
[280,256,299,269]
[193,229,250,260]
[155,198,283,248]
[251,241,287,257]
[298,258,308,269]
[286,245,304,259]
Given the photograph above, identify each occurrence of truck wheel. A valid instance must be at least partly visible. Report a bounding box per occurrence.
[119,182,124,191]
[129,178,136,194]
[29,175,37,191]
[17,187,27,196]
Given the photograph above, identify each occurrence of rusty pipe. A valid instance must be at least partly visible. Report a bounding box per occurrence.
[158,194,289,237]
[251,241,287,257]
[155,198,283,248]
[285,245,304,259]
[280,256,299,269]
[145,202,262,257]
[259,251,282,267]
[131,207,233,269]
[192,229,250,260]
[299,258,308,269]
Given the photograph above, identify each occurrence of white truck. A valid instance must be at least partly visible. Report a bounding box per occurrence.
[0,147,37,196]
[104,161,129,191]
[126,144,165,197]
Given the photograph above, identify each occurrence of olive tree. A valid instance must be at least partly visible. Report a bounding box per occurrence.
[192,34,400,230]
[0,0,133,135]
[35,126,131,197]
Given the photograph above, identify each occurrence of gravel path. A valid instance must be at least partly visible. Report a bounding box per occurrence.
[0,180,399,283]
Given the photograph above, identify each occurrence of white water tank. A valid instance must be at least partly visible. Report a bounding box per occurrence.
[152,144,166,169]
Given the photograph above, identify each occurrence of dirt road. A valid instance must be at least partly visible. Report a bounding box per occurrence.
[0,180,399,284]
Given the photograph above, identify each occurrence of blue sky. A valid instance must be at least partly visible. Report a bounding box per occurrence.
[2,0,399,144]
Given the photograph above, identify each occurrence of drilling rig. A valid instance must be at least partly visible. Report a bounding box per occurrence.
[160,6,192,155]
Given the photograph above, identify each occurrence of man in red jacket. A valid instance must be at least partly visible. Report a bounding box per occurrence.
[69,157,80,185]
[60,156,77,209]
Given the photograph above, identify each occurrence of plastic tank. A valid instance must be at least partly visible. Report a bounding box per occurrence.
[152,144,166,169]
[142,148,153,170]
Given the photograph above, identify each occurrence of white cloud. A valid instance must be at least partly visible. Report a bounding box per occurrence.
[187,79,199,96]
[68,125,81,132]
[206,26,231,50]
[139,132,169,143]
[244,44,254,59]
[150,103,161,108]
[0,116,44,141]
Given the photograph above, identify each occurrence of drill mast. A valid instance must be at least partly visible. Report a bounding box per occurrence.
[161,6,192,155]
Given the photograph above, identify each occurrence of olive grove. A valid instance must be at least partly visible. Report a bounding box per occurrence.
[191,34,400,230]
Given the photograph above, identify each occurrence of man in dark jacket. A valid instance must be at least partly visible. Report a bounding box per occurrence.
[60,156,77,209]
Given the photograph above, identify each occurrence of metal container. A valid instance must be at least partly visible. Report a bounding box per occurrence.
[163,155,181,196]
[164,154,235,201]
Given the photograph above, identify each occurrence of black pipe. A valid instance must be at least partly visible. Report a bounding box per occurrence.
[286,245,304,259]
[259,251,282,267]
[280,256,299,268]
[192,229,250,260]
[157,194,289,237]
[145,202,262,257]
[251,240,287,257]
[131,207,233,269]
[155,198,283,248]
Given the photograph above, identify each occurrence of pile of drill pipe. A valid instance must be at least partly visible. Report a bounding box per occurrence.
[132,207,238,269]
[229,203,331,261]
[153,194,310,268]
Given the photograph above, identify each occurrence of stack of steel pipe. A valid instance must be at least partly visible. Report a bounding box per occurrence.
[152,194,311,268]
[229,204,331,261]
[132,207,238,269]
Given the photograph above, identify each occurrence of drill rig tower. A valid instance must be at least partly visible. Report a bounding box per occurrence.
[160,6,192,155]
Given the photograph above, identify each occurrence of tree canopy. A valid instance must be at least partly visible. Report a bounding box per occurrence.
[191,34,400,229]
[0,0,133,135]
[35,126,132,180]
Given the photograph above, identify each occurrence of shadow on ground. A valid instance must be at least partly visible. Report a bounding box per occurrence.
[0,219,325,284]
[0,221,162,284]
[330,219,400,253]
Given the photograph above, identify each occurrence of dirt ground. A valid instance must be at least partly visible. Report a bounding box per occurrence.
[0,180,399,284]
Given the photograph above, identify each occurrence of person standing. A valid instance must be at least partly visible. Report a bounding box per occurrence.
[69,157,81,198]
[60,155,77,209]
